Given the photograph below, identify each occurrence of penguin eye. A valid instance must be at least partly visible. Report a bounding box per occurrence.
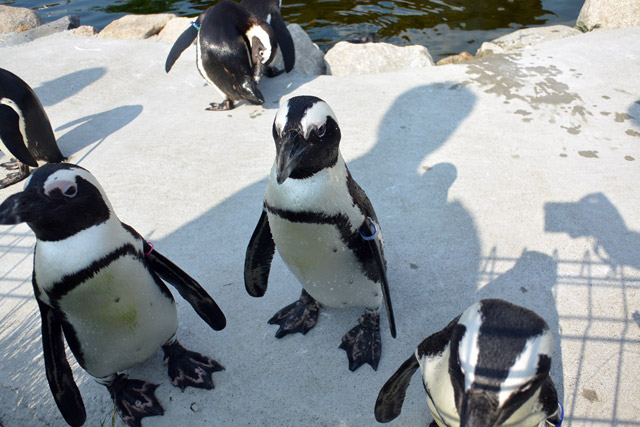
[63,185,78,198]
[317,124,326,138]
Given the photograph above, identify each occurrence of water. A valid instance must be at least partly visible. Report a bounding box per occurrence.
[2,0,583,59]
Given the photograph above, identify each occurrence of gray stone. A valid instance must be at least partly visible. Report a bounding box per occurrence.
[324,41,434,76]
[157,17,193,44]
[475,41,505,58]
[0,5,44,33]
[272,23,326,75]
[98,13,174,40]
[578,0,640,30]
[1,15,79,47]
[491,25,581,51]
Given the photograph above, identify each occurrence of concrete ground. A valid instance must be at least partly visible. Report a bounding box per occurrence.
[0,27,639,426]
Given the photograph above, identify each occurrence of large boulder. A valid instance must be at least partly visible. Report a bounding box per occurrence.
[476,25,581,57]
[0,5,44,33]
[1,15,80,47]
[324,42,434,76]
[577,0,640,30]
[272,23,326,75]
[98,13,174,40]
[157,17,193,44]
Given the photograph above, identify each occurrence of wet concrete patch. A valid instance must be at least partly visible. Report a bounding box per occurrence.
[578,150,599,158]
[624,155,635,161]
[582,389,599,403]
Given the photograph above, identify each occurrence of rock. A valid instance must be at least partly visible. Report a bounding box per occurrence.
[491,25,581,51]
[157,17,194,44]
[0,5,44,33]
[577,0,640,30]
[1,15,80,47]
[72,25,99,37]
[437,51,474,66]
[475,41,505,58]
[98,13,174,40]
[324,42,434,76]
[272,23,326,75]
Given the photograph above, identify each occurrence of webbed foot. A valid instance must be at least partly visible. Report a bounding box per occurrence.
[106,373,164,427]
[0,161,29,189]
[339,311,381,371]
[162,340,224,391]
[268,289,320,338]
[206,99,234,111]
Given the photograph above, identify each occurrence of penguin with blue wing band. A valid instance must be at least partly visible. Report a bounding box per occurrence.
[245,95,396,371]
[0,163,226,426]
[375,299,562,426]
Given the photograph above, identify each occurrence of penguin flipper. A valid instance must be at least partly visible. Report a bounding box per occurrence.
[144,242,226,331]
[244,208,275,297]
[0,104,38,167]
[38,300,86,427]
[165,18,200,73]
[361,217,397,338]
[374,355,420,423]
[270,13,295,72]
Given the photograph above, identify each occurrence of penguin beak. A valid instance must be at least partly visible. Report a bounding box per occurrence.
[276,131,307,184]
[0,190,34,225]
[459,391,500,427]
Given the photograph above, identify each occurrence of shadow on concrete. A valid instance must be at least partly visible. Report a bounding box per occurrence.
[55,105,143,163]
[545,192,640,424]
[242,71,318,111]
[34,67,107,107]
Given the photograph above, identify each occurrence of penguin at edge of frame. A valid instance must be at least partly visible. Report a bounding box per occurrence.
[0,163,226,427]
[165,0,295,111]
[244,95,396,372]
[374,299,564,427]
[0,67,65,189]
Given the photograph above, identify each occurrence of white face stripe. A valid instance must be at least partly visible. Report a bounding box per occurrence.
[300,101,337,138]
[246,25,272,64]
[458,302,482,392]
[498,331,553,406]
[274,99,290,134]
[0,97,27,146]
[42,167,114,213]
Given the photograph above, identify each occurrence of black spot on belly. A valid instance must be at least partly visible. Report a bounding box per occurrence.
[333,248,338,253]
[114,297,120,303]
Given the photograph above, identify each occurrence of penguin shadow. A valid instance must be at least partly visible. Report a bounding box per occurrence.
[476,249,564,403]
[545,192,640,271]
[55,105,143,163]
[630,98,640,135]
[34,67,107,107]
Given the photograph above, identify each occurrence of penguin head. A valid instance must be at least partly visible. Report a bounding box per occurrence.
[246,22,277,67]
[0,163,114,241]
[272,96,341,184]
[449,299,553,427]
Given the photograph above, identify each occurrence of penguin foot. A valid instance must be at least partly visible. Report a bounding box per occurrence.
[206,99,234,111]
[106,373,164,427]
[268,290,320,338]
[162,340,224,391]
[265,66,284,78]
[0,162,29,189]
[339,312,381,371]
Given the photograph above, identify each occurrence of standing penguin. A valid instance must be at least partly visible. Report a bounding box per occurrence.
[165,0,295,111]
[0,163,226,426]
[0,68,65,189]
[375,299,563,426]
[244,95,396,371]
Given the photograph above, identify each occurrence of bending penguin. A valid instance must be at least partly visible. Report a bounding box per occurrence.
[165,0,295,111]
[244,95,396,371]
[0,163,226,427]
[375,299,563,427]
[0,68,65,189]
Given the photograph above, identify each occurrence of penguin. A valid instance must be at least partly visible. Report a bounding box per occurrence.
[241,0,295,74]
[244,95,396,371]
[165,0,294,111]
[0,163,226,427]
[0,67,65,189]
[375,299,563,427]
